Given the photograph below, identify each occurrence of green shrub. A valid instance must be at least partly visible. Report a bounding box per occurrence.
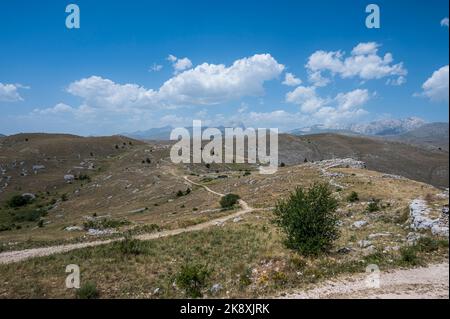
[76,174,91,183]
[220,194,240,209]
[76,282,99,299]
[273,183,339,256]
[346,191,359,203]
[7,194,33,208]
[175,263,210,298]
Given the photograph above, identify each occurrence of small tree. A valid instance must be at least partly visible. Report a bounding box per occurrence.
[176,263,210,298]
[220,194,240,209]
[273,183,339,256]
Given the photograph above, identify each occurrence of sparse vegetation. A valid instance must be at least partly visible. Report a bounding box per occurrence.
[83,217,130,230]
[117,236,147,255]
[273,183,339,256]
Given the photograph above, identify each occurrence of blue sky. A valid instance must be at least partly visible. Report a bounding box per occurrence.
[0,0,448,136]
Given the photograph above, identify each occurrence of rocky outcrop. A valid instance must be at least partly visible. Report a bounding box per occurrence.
[409,199,449,237]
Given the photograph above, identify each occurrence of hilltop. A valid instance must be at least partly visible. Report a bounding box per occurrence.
[278,133,448,188]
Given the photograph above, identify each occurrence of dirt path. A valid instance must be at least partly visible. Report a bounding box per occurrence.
[0,176,253,265]
[280,262,449,299]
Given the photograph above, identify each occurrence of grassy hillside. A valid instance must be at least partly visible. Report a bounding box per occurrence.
[278,133,449,188]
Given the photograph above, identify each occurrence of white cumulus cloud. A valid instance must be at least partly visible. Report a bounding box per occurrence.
[419,65,449,102]
[167,55,193,73]
[306,42,407,86]
[282,72,302,86]
[286,85,371,124]
[64,54,285,113]
[33,103,74,115]
[0,83,27,102]
[157,53,285,105]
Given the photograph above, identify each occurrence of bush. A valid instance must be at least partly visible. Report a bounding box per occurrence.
[273,183,339,256]
[76,282,99,299]
[346,191,359,203]
[400,246,421,266]
[76,174,91,183]
[366,200,380,213]
[7,194,33,208]
[220,194,240,209]
[175,263,210,298]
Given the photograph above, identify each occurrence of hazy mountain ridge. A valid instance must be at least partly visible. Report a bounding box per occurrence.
[385,122,449,151]
[290,117,427,136]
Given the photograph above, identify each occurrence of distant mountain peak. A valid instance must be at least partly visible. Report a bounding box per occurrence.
[291,117,428,137]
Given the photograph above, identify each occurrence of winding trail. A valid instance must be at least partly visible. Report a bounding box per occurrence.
[0,176,254,265]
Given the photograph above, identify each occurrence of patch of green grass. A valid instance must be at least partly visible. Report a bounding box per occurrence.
[76,282,99,299]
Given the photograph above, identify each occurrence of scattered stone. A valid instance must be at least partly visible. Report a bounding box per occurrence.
[64,174,75,183]
[406,232,424,245]
[87,228,116,236]
[233,217,243,223]
[352,220,368,229]
[383,246,400,253]
[368,232,391,239]
[32,165,45,171]
[431,225,449,237]
[65,226,83,232]
[129,208,147,214]
[409,199,448,237]
[362,245,376,255]
[358,240,372,248]
[21,193,36,201]
[210,284,223,294]
[382,174,404,180]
